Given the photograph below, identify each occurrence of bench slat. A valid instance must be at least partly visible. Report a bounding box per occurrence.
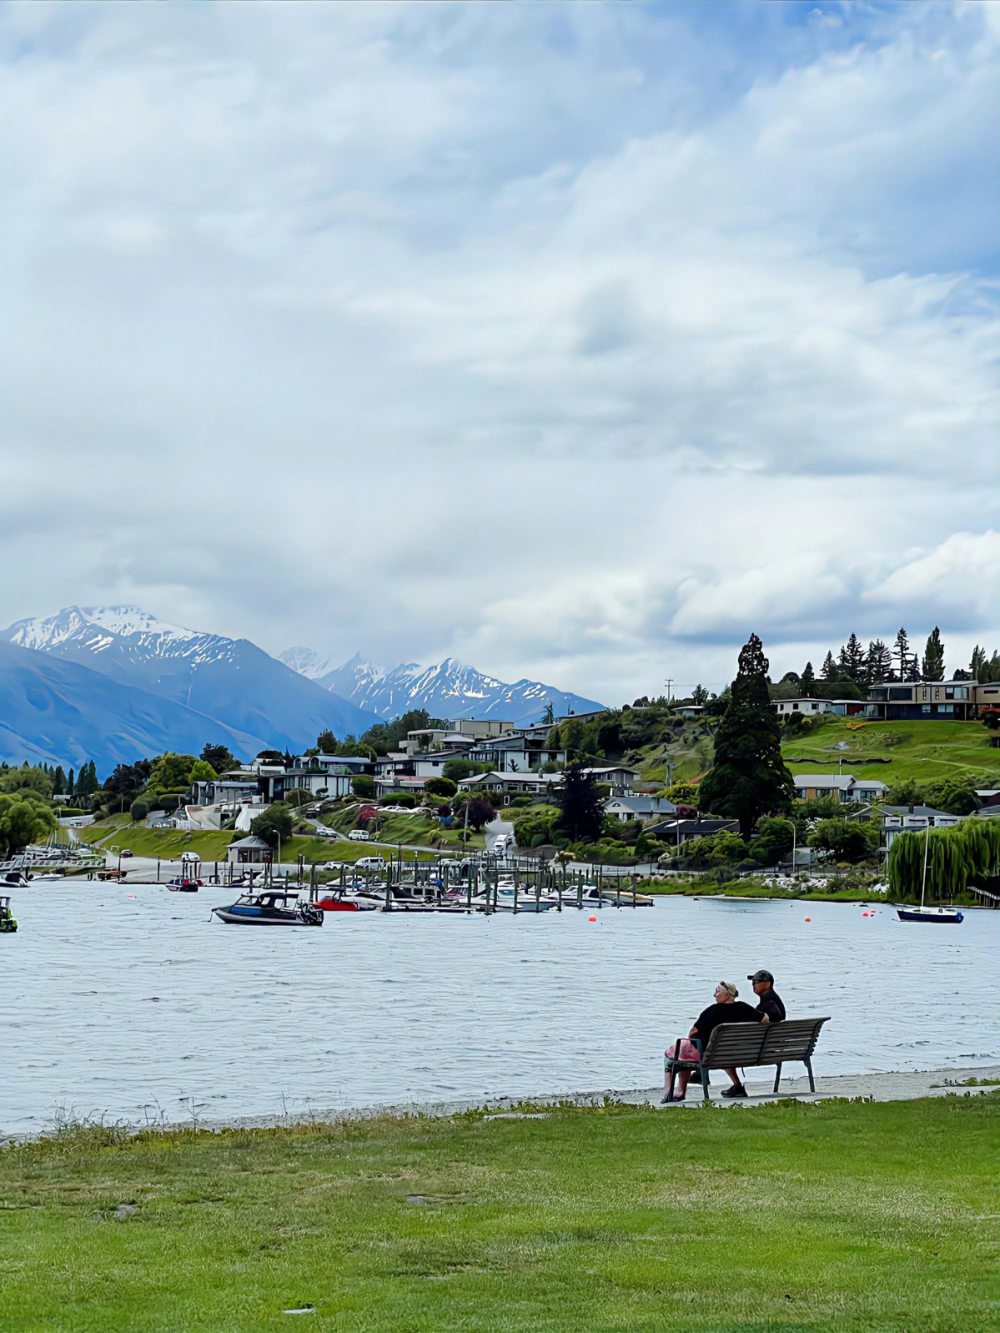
[701,1017,829,1069]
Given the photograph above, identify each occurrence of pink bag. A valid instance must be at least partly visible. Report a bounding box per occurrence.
[665,1040,701,1064]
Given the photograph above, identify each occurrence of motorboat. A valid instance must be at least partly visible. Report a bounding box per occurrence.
[167,876,201,893]
[896,904,964,924]
[212,890,324,926]
[0,896,16,933]
[312,888,378,912]
[1,870,33,888]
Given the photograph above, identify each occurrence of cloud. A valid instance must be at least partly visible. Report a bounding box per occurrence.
[0,3,996,705]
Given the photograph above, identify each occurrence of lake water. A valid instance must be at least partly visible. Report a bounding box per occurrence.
[2,885,998,1135]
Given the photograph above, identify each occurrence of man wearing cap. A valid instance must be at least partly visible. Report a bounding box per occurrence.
[748,969,786,1025]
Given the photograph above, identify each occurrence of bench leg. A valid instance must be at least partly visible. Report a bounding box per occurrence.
[773,1062,782,1095]
[700,1064,710,1102]
[804,1057,815,1094]
[666,1040,681,1101]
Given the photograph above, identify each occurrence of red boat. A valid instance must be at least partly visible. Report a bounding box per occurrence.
[313,890,377,912]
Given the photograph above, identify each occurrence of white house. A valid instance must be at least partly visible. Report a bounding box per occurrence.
[773,698,834,717]
[605,795,677,823]
[880,805,963,848]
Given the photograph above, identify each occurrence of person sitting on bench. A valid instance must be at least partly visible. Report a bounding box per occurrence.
[748,968,785,1024]
[662,980,763,1102]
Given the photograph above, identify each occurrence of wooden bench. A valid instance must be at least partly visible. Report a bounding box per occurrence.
[665,1017,830,1102]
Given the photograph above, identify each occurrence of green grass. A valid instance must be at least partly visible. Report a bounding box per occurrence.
[780,716,1000,784]
[0,1096,995,1332]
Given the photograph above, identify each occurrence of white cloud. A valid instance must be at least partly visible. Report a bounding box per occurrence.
[0,3,996,705]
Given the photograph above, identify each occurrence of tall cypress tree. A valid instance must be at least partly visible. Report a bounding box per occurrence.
[868,639,892,683]
[800,661,815,696]
[698,634,794,841]
[53,765,65,796]
[67,768,75,798]
[821,651,838,681]
[922,628,945,681]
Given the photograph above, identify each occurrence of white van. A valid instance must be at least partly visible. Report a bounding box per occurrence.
[348,829,372,842]
[357,855,387,870]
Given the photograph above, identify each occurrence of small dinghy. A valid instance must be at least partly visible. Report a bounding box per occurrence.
[213,890,324,926]
[167,876,201,893]
[0,895,17,933]
[896,904,964,924]
[313,889,378,912]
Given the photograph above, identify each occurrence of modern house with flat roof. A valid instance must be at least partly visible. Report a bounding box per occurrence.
[793,773,888,803]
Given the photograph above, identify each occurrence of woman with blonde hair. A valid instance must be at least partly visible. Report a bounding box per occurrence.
[662,980,763,1102]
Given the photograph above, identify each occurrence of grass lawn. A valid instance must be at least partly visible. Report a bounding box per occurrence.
[0,1096,995,1332]
[780,717,1000,784]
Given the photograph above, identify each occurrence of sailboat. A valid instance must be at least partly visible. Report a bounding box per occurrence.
[896,824,964,924]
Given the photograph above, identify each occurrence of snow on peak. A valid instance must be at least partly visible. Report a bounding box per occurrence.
[4,605,212,655]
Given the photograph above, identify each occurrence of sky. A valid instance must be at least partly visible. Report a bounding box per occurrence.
[0,0,996,703]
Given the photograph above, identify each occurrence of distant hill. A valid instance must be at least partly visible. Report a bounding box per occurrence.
[1,606,373,753]
[0,639,266,771]
[279,649,607,725]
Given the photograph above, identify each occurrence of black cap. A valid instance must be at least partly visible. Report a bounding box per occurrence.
[748,969,774,983]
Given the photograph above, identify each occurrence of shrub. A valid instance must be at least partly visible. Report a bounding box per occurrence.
[160,794,181,812]
[351,775,375,799]
[664,781,699,804]
[424,777,458,797]
[283,788,314,808]
[382,793,417,808]
[129,799,149,823]
[808,818,876,863]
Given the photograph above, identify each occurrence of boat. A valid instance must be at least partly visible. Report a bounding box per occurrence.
[896,824,964,925]
[212,890,324,926]
[0,895,16,933]
[896,904,964,924]
[312,888,378,912]
[167,876,201,893]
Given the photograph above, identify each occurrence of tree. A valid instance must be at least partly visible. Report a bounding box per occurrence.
[554,762,605,843]
[442,759,482,784]
[351,775,375,798]
[315,730,338,755]
[103,761,151,813]
[970,645,986,681]
[922,628,945,682]
[283,788,313,808]
[424,777,458,797]
[0,765,54,796]
[839,633,866,684]
[130,799,149,823]
[893,628,919,681]
[0,790,57,857]
[868,639,892,683]
[820,651,838,682]
[749,817,795,866]
[799,661,815,696]
[541,702,555,726]
[201,744,235,774]
[697,634,794,841]
[808,818,874,864]
[664,781,699,804]
[691,684,710,705]
[251,803,294,849]
[465,796,496,832]
[53,765,66,796]
[188,759,217,784]
[66,769,75,798]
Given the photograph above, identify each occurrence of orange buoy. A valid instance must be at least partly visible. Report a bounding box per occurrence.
[588,915,596,921]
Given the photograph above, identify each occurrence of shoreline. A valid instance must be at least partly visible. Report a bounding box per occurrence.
[7,1065,995,1145]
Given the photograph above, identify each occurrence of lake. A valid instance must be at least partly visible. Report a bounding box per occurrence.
[2,885,998,1135]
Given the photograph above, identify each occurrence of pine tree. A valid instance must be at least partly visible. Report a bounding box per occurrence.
[53,765,65,796]
[892,628,919,681]
[971,646,987,682]
[800,661,815,696]
[839,633,866,683]
[67,768,75,798]
[821,651,838,681]
[554,763,605,842]
[922,627,945,682]
[697,634,794,841]
[868,639,892,682]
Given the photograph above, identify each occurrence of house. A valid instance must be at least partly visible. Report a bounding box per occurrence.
[773,698,835,718]
[975,790,1000,809]
[863,680,977,721]
[581,764,640,794]
[674,704,705,718]
[605,795,677,824]
[457,771,563,803]
[793,774,889,803]
[227,835,273,865]
[880,805,963,849]
[648,817,740,847]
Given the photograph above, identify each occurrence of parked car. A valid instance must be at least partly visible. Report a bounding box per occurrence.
[120,849,134,859]
[357,855,387,869]
[349,829,372,842]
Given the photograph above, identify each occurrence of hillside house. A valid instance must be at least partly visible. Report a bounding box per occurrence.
[606,795,677,823]
[227,835,272,865]
[793,774,888,803]
[880,805,963,849]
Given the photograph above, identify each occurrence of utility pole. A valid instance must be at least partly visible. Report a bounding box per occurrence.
[665,678,674,704]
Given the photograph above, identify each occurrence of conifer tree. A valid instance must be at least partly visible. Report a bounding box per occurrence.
[821,650,838,681]
[868,639,892,682]
[698,634,794,841]
[67,768,75,798]
[839,633,866,683]
[53,766,65,796]
[800,661,815,696]
[922,628,946,682]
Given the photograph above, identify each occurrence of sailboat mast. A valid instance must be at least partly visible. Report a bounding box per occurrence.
[920,822,930,909]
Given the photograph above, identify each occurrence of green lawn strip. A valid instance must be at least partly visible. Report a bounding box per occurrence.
[0,1096,995,1332]
[780,718,999,782]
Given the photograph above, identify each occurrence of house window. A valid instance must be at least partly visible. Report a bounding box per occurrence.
[811,703,818,710]
[889,688,911,701]
[792,702,799,711]
[934,688,940,701]
[922,705,931,713]
[937,704,954,714]
[921,688,928,701]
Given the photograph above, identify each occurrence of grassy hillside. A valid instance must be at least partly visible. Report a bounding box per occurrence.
[0,1095,995,1332]
[781,716,1000,784]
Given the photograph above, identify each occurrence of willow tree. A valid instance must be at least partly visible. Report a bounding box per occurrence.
[698,634,794,841]
[887,820,1000,901]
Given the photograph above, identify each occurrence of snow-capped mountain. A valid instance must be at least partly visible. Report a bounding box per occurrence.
[1,606,372,753]
[286,651,606,724]
[277,645,337,680]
